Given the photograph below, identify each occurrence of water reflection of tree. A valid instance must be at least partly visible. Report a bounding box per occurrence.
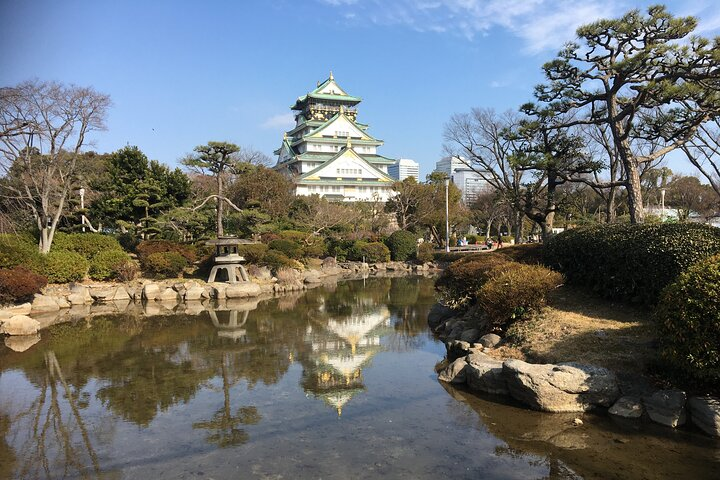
[192,353,260,448]
[7,351,102,479]
[386,277,434,352]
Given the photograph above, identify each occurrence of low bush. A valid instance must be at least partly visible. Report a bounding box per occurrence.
[0,266,47,303]
[497,244,544,265]
[116,233,139,252]
[269,239,303,259]
[115,261,139,282]
[0,234,44,272]
[466,235,477,245]
[277,230,308,243]
[262,250,298,272]
[477,262,563,329]
[327,238,355,262]
[433,251,466,263]
[136,239,196,263]
[544,223,720,304]
[303,240,328,259]
[89,249,132,281]
[655,254,720,387]
[435,253,511,308]
[385,230,417,261]
[52,232,122,259]
[416,242,434,263]
[43,250,88,283]
[237,243,269,264]
[142,251,188,278]
[348,241,390,263]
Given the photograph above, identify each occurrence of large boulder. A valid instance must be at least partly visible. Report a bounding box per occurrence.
[446,340,472,362]
[67,285,93,305]
[0,303,32,319]
[156,288,180,302]
[688,395,720,437]
[465,352,508,395]
[31,294,60,313]
[438,357,468,384]
[479,333,502,348]
[459,328,480,343]
[142,283,161,301]
[185,284,209,301]
[303,270,324,284]
[225,282,262,299]
[608,396,644,419]
[1,315,40,336]
[502,359,620,412]
[644,390,687,428]
[4,333,41,352]
[428,304,455,329]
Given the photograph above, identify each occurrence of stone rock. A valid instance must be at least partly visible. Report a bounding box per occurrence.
[185,285,209,301]
[110,287,130,302]
[225,282,262,298]
[428,304,455,330]
[67,285,93,305]
[211,283,228,299]
[446,321,467,342]
[172,283,187,297]
[479,333,502,348]
[459,328,480,343]
[446,340,471,362]
[55,296,71,308]
[1,315,40,336]
[321,257,337,268]
[688,395,720,437]
[0,302,32,319]
[4,333,41,352]
[502,359,620,412]
[645,390,687,428]
[156,288,180,302]
[89,286,119,301]
[31,294,60,313]
[608,396,644,419]
[303,270,324,284]
[438,357,468,384]
[142,283,161,301]
[466,352,508,395]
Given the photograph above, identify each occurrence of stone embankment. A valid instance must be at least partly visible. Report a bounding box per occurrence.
[0,261,438,352]
[429,303,720,438]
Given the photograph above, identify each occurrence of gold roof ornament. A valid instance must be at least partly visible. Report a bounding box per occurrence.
[339,104,345,114]
[329,70,334,81]
[346,135,352,149]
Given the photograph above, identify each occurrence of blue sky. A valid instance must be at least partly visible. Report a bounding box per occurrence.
[1,0,719,178]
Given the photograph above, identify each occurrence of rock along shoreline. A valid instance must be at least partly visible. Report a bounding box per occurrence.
[428,303,720,439]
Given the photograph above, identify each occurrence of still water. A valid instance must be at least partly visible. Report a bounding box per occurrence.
[0,277,718,479]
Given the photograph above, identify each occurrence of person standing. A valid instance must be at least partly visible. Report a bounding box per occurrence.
[497,234,503,248]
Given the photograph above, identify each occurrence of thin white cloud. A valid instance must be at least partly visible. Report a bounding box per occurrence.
[261,113,295,130]
[317,0,719,54]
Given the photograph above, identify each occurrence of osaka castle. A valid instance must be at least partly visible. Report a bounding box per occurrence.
[273,73,396,202]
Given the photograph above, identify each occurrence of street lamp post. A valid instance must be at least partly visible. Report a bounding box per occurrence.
[660,188,666,222]
[79,187,86,233]
[444,178,450,253]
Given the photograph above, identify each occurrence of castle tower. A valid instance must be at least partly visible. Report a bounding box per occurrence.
[274,73,396,202]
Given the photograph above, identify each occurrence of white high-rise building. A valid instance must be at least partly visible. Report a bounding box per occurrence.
[388,158,419,181]
[435,155,491,204]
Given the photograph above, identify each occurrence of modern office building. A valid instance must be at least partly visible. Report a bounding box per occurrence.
[435,155,491,204]
[273,73,396,202]
[388,158,419,181]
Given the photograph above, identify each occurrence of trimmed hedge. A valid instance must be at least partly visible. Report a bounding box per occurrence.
[44,250,88,283]
[237,243,269,264]
[544,223,720,304]
[262,250,300,272]
[348,241,390,263]
[0,234,44,272]
[52,232,122,259]
[0,266,47,303]
[655,254,720,386]
[143,251,187,278]
[385,230,417,261]
[136,240,196,263]
[417,242,434,263]
[89,249,132,281]
[269,239,303,259]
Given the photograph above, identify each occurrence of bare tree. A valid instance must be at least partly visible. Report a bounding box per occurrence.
[0,80,111,252]
[682,119,720,199]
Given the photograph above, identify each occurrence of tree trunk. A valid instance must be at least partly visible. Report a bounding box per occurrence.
[624,159,645,223]
[605,186,618,223]
[216,174,224,237]
[513,210,522,244]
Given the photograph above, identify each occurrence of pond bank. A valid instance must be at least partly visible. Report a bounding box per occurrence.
[428,293,720,439]
[0,260,439,343]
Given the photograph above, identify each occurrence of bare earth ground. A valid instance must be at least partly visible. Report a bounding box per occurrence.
[489,285,659,382]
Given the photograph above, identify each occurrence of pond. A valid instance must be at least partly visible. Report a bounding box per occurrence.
[1,276,718,479]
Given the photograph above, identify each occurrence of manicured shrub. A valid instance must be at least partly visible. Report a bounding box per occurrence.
[278,230,308,243]
[236,243,269,264]
[303,240,328,259]
[52,232,122,259]
[327,238,354,262]
[544,223,720,304]
[115,261,139,282]
[478,262,564,329]
[348,241,390,263]
[142,251,188,278]
[0,266,47,303]
[268,239,303,259]
[416,242,434,263]
[136,239,196,263]
[433,251,467,263]
[116,233,139,252]
[497,244,544,265]
[89,249,132,281]
[435,253,511,308]
[0,234,44,272]
[43,250,88,283]
[466,235,477,245]
[655,254,720,386]
[385,230,417,261]
[262,250,299,272]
